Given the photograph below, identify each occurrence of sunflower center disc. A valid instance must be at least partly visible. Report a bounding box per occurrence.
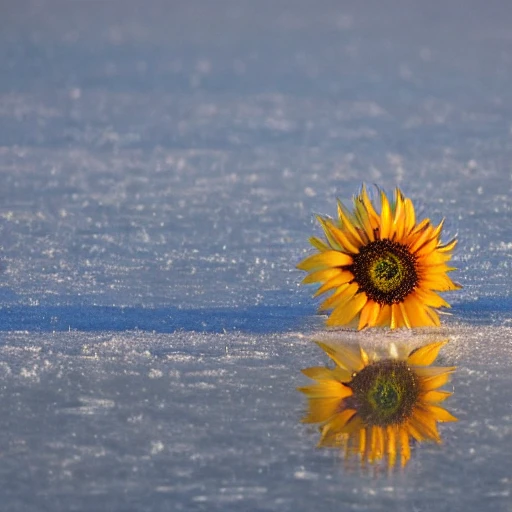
[348,360,419,426]
[350,239,418,305]
[371,253,402,291]
[371,379,399,412]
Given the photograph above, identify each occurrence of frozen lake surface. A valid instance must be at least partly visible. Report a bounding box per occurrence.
[0,1,511,510]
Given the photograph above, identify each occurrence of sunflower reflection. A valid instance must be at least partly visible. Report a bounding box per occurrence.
[298,340,457,468]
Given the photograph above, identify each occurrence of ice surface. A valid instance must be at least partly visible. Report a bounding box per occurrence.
[0,0,511,510]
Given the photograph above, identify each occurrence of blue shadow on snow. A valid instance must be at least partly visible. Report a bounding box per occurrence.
[450,296,512,325]
[0,304,314,334]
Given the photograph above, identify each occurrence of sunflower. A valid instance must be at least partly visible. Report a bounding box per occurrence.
[298,340,457,467]
[297,185,461,329]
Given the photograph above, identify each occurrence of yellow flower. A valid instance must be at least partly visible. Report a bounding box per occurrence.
[298,340,457,468]
[297,185,461,329]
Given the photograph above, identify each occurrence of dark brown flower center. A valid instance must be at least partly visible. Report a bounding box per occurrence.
[346,360,419,426]
[349,239,418,305]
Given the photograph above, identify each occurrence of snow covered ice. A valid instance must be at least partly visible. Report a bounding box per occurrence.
[0,1,511,511]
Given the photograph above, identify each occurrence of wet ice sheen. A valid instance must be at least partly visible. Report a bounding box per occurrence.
[0,327,511,511]
[0,0,511,511]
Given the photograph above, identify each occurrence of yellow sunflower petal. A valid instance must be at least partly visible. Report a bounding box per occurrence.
[318,431,348,448]
[318,282,353,311]
[364,301,382,328]
[399,428,411,467]
[297,380,352,399]
[301,366,352,382]
[408,225,435,254]
[326,291,368,327]
[320,409,357,442]
[357,302,373,330]
[379,189,393,240]
[420,274,462,292]
[386,425,397,468]
[406,419,425,442]
[358,301,382,331]
[391,303,408,329]
[412,288,450,308]
[431,219,445,240]
[308,236,330,252]
[402,295,439,327]
[420,250,454,265]
[425,306,441,327]
[316,216,342,250]
[301,267,341,285]
[428,405,458,422]
[398,302,412,328]
[369,428,382,463]
[409,408,441,442]
[375,304,392,327]
[438,238,458,252]
[402,197,417,236]
[368,426,380,463]
[323,218,362,254]
[297,250,352,271]
[359,346,370,367]
[402,296,424,327]
[341,415,363,436]
[315,341,365,373]
[354,193,375,241]
[407,340,448,366]
[422,390,452,403]
[422,263,457,275]
[420,371,454,392]
[358,427,367,459]
[376,426,385,460]
[389,304,397,329]
[415,367,455,392]
[411,217,430,235]
[415,366,456,379]
[415,235,444,259]
[313,271,354,297]
[301,397,344,423]
[361,184,380,225]
[392,188,405,241]
[337,200,364,246]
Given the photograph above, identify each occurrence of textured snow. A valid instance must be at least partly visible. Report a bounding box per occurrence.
[0,0,511,511]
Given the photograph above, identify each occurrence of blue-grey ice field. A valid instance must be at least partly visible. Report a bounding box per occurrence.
[0,1,511,511]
